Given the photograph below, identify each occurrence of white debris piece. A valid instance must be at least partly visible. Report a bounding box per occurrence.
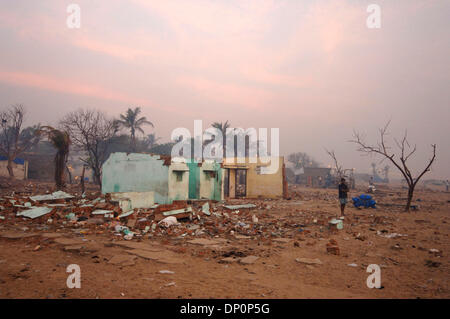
[202,202,211,216]
[92,210,113,215]
[118,210,134,218]
[224,204,256,210]
[159,270,175,274]
[30,191,74,202]
[17,207,53,219]
[377,231,408,239]
[159,216,179,227]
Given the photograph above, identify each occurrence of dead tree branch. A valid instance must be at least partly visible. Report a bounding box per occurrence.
[350,121,436,211]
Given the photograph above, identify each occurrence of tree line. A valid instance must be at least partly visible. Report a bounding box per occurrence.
[0,104,163,189]
[1,104,437,211]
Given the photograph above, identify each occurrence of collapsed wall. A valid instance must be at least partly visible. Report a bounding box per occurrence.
[101,153,170,204]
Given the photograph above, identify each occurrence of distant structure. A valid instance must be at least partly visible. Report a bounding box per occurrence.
[0,156,28,180]
[296,167,331,188]
[371,162,389,183]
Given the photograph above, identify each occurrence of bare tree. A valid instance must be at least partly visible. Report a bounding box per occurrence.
[288,152,320,169]
[351,121,436,211]
[60,109,117,187]
[325,149,344,178]
[0,104,40,177]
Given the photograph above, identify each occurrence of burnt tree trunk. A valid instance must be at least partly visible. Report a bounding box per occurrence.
[80,165,86,194]
[54,151,66,190]
[93,166,102,188]
[66,165,72,185]
[405,184,416,212]
[6,158,14,177]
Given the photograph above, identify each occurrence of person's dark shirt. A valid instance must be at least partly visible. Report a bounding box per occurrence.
[338,182,349,198]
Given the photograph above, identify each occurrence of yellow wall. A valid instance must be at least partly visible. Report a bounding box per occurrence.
[223,156,284,198]
[168,162,190,202]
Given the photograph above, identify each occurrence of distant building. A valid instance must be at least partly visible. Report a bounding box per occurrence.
[21,153,53,181]
[298,167,331,187]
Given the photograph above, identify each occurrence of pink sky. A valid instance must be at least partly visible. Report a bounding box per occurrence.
[0,0,449,178]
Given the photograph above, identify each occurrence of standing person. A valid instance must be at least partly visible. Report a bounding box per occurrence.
[338,178,350,216]
[446,180,449,192]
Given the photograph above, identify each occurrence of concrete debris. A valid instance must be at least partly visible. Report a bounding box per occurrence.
[326,239,340,255]
[295,258,323,265]
[377,231,408,239]
[429,249,443,257]
[224,204,257,210]
[17,207,53,219]
[329,218,343,230]
[159,270,175,274]
[30,191,74,202]
[159,216,179,227]
[162,207,193,217]
[238,255,259,265]
[201,202,211,216]
[92,210,114,215]
[118,210,135,218]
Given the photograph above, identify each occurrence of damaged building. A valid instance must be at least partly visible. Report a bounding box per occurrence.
[101,152,287,206]
[222,156,288,199]
[101,153,223,206]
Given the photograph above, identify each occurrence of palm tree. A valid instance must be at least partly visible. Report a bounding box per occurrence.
[145,133,161,151]
[116,107,153,151]
[211,121,231,157]
[38,126,70,189]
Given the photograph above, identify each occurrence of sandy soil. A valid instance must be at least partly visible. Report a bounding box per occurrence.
[0,182,448,299]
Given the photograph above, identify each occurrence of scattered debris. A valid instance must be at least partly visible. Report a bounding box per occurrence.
[159,216,179,227]
[295,258,322,265]
[30,191,74,202]
[17,207,53,219]
[429,249,443,257]
[224,204,257,210]
[329,218,343,230]
[326,239,340,255]
[239,256,259,265]
[201,202,211,216]
[377,231,408,239]
[159,270,175,274]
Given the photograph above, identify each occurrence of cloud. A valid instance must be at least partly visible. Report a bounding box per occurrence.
[0,70,149,105]
[176,75,274,110]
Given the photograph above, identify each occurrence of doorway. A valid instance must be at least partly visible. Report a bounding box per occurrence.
[235,169,247,198]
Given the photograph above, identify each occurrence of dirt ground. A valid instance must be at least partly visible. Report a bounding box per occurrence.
[0,181,448,299]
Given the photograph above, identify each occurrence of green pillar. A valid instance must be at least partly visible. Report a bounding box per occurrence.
[187,162,200,199]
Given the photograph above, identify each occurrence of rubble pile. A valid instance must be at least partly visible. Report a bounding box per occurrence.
[0,190,312,243]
